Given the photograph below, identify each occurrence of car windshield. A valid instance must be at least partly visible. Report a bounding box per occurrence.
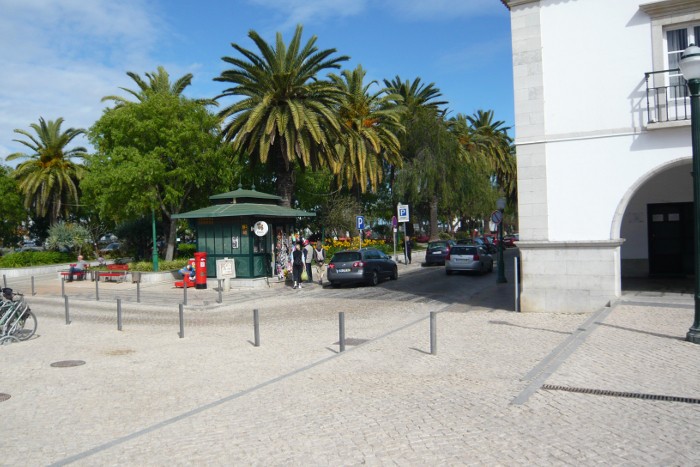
[428,242,448,249]
[451,246,477,256]
[332,252,361,263]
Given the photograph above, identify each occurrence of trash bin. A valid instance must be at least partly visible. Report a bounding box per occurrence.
[194,252,207,289]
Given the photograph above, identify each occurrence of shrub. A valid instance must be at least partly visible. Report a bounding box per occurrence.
[177,243,196,259]
[324,238,391,260]
[128,260,190,272]
[0,251,74,268]
[438,232,453,240]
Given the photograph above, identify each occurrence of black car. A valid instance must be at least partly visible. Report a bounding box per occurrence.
[424,240,455,266]
[327,248,398,287]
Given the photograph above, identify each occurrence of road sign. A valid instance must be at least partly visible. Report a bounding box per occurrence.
[490,210,503,225]
[356,215,365,230]
[397,204,409,222]
[391,215,398,228]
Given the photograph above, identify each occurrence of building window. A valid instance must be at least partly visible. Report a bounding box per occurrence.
[667,25,700,97]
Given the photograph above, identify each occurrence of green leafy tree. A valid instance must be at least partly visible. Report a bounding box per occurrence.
[6,117,86,224]
[215,25,349,207]
[46,221,91,255]
[330,65,404,194]
[86,91,235,261]
[0,165,27,246]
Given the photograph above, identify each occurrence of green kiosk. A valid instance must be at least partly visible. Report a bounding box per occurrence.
[172,185,315,279]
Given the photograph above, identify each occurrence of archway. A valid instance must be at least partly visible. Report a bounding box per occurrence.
[612,157,694,291]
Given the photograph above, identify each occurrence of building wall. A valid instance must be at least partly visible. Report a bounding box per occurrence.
[507,0,695,312]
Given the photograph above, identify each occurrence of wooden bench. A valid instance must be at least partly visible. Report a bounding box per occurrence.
[59,264,88,281]
[98,263,129,282]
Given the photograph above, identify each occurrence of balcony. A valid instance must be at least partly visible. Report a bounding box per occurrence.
[645,69,691,128]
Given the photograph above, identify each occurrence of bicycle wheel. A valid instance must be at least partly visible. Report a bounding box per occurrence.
[15,309,37,341]
[0,335,18,346]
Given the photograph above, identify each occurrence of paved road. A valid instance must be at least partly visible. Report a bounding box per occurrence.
[1,249,699,465]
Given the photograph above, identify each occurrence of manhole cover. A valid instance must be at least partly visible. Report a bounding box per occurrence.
[0,393,10,402]
[50,360,86,368]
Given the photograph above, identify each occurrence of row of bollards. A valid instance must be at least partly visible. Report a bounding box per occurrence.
[59,298,440,354]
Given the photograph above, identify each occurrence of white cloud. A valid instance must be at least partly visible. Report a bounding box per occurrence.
[0,0,163,161]
[246,0,367,30]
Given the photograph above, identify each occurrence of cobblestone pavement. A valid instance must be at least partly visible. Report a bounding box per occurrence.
[1,250,699,465]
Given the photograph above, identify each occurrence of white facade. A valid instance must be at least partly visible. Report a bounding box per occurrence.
[504,0,698,312]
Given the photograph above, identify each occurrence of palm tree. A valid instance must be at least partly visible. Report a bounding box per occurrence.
[102,66,213,106]
[382,76,448,114]
[330,65,404,194]
[214,25,349,207]
[6,117,86,224]
[464,110,516,203]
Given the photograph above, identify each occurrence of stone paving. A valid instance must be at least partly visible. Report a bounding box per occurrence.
[1,250,699,465]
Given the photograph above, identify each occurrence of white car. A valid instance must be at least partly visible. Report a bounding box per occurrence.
[445,245,493,275]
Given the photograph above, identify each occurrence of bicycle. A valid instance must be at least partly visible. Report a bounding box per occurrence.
[0,288,37,345]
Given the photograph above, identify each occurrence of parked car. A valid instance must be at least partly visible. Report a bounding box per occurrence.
[99,242,121,254]
[327,248,398,287]
[424,240,456,266]
[445,245,493,275]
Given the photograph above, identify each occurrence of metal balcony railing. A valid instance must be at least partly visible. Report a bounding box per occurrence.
[645,69,691,125]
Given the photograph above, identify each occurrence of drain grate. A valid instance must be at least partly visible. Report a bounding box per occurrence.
[0,393,10,402]
[542,384,700,405]
[50,360,86,368]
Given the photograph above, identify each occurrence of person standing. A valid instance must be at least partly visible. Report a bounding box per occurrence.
[67,255,88,282]
[312,241,326,284]
[303,239,314,283]
[292,242,304,289]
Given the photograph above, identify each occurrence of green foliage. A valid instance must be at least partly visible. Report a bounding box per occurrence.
[438,232,453,240]
[128,260,189,272]
[46,221,91,253]
[0,165,26,246]
[177,243,196,258]
[6,117,86,224]
[319,195,362,239]
[454,231,471,241]
[0,251,74,268]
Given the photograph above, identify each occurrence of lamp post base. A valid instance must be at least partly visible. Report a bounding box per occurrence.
[688,327,700,344]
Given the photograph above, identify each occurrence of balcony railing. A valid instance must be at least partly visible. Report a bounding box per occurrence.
[645,69,691,125]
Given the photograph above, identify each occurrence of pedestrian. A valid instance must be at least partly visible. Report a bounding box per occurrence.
[312,241,326,284]
[292,242,304,289]
[405,236,413,264]
[303,239,314,282]
[67,255,88,282]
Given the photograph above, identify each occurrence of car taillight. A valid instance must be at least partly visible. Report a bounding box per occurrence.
[446,252,451,260]
[328,264,335,269]
[352,261,365,268]
[473,254,480,261]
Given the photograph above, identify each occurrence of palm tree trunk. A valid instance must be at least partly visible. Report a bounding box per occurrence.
[430,195,439,240]
[273,145,294,208]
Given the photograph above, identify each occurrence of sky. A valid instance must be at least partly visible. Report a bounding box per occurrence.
[0,0,514,162]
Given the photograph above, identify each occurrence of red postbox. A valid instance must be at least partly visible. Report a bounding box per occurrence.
[194,251,207,289]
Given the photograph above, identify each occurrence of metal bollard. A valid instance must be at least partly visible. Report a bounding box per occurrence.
[137,280,141,303]
[430,311,437,355]
[61,276,65,297]
[31,276,35,296]
[117,298,122,331]
[95,272,100,301]
[514,257,520,312]
[253,309,260,347]
[2,274,6,288]
[179,304,185,338]
[64,295,71,325]
[217,280,223,304]
[183,283,188,305]
[339,312,346,352]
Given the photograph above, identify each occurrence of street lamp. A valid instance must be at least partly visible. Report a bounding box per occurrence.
[679,44,700,344]
[496,197,507,284]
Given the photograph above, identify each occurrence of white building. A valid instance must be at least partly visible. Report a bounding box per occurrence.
[502,0,698,312]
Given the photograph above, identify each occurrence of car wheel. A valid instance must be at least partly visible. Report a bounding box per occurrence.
[368,271,379,286]
[329,281,339,288]
[391,267,398,280]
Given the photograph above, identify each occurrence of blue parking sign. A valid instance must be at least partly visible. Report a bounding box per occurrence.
[356,215,365,230]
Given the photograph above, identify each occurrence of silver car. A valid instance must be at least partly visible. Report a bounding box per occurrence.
[445,245,493,275]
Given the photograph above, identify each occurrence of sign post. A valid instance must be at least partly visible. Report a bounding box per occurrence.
[356,215,365,250]
[397,203,410,264]
[391,215,398,261]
